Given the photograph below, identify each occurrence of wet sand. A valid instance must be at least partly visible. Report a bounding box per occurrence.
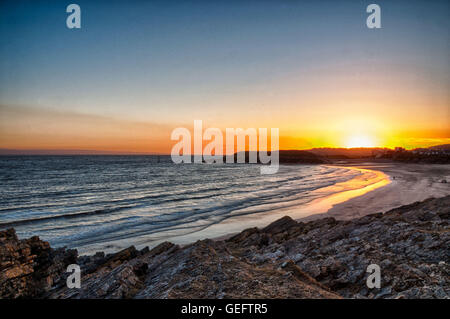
[300,162,450,221]
[210,164,393,242]
[165,162,448,244]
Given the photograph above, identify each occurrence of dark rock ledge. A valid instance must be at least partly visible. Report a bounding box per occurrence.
[1,196,449,299]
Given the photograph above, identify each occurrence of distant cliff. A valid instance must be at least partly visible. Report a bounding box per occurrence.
[231,150,328,164]
[306,145,450,164]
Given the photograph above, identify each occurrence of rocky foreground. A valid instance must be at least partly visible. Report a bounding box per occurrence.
[1,196,449,299]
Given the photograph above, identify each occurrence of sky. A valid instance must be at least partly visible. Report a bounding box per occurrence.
[0,0,449,153]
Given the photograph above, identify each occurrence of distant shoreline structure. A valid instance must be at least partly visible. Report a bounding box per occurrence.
[1,144,449,164]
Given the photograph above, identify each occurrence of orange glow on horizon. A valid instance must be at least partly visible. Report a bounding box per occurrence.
[345,135,376,148]
[0,106,448,154]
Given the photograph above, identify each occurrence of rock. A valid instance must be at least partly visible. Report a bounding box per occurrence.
[104,246,138,266]
[0,228,77,298]
[146,241,176,257]
[226,227,259,243]
[1,196,449,299]
[375,286,392,298]
[380,259,392,268]
[262,216,298,234]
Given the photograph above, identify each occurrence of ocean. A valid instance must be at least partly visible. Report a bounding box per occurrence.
[0,156,366,255]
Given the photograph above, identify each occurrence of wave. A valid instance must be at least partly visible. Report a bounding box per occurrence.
[0,158,363,253]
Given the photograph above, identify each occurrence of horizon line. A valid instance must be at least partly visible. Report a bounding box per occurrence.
[1,144,448,156]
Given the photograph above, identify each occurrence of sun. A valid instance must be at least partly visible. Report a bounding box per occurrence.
[345,135,376,148]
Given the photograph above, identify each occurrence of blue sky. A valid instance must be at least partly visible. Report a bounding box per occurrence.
[0,0,449,151]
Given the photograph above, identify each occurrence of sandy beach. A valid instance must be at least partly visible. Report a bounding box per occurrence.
[2,162,449,299]
[208,162,449,242]
[301,162,450,221]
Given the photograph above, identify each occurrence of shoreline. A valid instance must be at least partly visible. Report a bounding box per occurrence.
[163,164,391,247]
[301,162,450,221]
[5,161,449,255]
[1,162,449,298]
[68,164,389,254]
[210,165,391,242]
[69,162,449,253]
[212,162,449,241]
[2,195,449,299]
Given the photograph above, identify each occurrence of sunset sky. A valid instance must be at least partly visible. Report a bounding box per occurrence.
[0,0,449,154]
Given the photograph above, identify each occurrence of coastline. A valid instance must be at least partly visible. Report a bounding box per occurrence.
[212,162,449,241]
[2,195,448,299]
[2,161,448,255]
[1,162,449,298]
[209,165,391,242]
[166,164,391,246]
[0,161,397,256]
[301,162,450,221]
